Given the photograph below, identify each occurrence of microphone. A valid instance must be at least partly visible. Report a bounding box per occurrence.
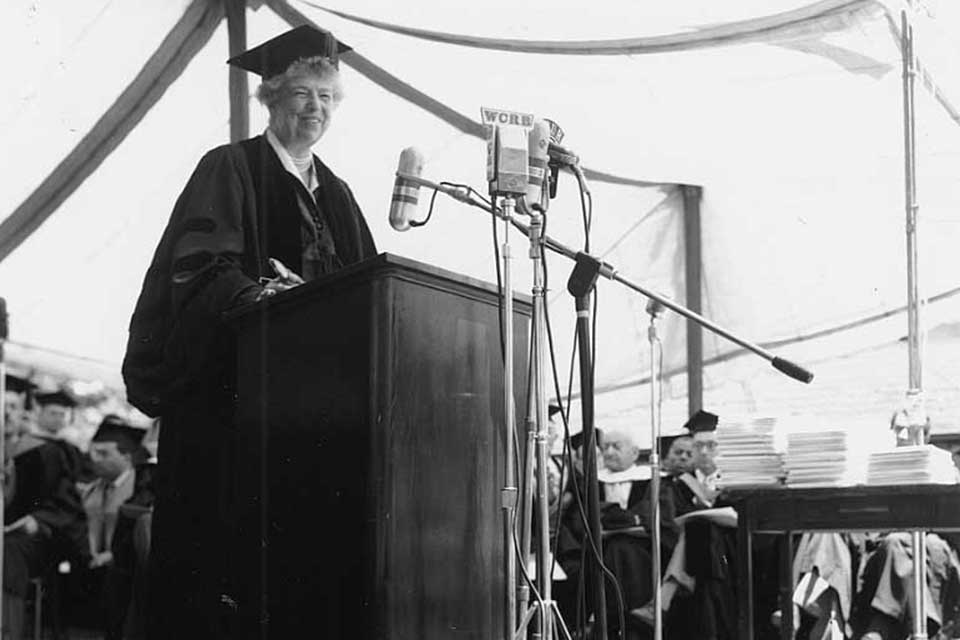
[389,147,425,231]
[543,119,579,167]
[526,120,550,207]
[488,125,529,197]
[547,141,580,167]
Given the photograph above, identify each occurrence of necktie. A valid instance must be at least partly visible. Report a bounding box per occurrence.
[99,483,113,552]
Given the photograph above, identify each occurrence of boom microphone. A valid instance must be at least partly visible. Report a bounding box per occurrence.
[389,147,425,231]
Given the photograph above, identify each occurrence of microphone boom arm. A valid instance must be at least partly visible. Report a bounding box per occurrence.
[397,171,814,384]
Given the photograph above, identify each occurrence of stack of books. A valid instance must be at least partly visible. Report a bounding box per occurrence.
[866,445,959,485]
[715,418,784,488]
[783,430,864,487]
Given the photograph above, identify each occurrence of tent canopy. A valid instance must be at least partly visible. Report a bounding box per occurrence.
[2,0,959,444]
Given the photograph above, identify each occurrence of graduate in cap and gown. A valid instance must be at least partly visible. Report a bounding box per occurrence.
[72,415,148,640]
[685,409,721,497]
[2,387,89,639]
[121,24,376,638]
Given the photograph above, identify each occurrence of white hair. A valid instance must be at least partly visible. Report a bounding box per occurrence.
[255,56,344,109]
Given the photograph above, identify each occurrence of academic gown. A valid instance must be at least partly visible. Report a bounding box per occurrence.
[4,434,89,598]
[121,136,377,640]
[555,468,654,633]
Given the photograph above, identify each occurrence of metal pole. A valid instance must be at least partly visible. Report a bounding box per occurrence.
[515,207,573,640]
[682,185,704,417]
[0,297,8,634]
[226,0,249,143]
[648,304,664,640]
[901,8,927,640]
[502,196,519,640]
[531,209,552,640]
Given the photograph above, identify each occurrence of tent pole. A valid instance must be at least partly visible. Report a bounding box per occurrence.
[681,185,704,416]
[901,8,928,640]
[226,0,250,142]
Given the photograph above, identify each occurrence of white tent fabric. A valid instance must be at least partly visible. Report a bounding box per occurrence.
[1,0,959,445]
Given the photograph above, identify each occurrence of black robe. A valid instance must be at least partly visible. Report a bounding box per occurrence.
[122,137,377,640]
[4,435,89,597]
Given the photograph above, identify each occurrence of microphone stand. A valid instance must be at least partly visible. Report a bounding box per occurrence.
[566,256,607,640]
[399,171,814,640]
[646,301,665,640]
[498,195,520,640]
[513,202,573,640]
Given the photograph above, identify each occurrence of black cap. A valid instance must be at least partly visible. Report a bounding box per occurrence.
[227,25,351,78]
[657,433,693,460]
[548,403,562,419]
[570,428,603,450]
[33,389,77,408]
[683,409,718,434]
[92,415,146,453]
[5,374,35,395]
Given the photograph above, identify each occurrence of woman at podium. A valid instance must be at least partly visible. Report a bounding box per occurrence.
[121,25,377,639]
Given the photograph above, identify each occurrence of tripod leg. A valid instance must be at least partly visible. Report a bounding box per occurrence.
[550,600,574,640]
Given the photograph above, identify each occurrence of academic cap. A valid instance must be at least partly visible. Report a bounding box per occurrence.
[33,389,76,408]
[92,415,146,452]
[4,374,35,395]
[657,433,693,459]
[683,409,719,434]
[227,25,351,78]
[570,428,603,450]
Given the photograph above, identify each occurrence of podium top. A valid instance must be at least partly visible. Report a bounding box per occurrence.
[226,252,532,323]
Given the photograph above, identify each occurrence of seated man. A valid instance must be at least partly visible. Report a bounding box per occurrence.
[3,387,89,639]
[75,415,147,639]
[850,415,960,639]
[597,429,653,635]
[634,424,738,639]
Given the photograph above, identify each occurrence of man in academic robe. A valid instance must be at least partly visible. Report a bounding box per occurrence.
[72,415,146,639]
[594,429,654,635]
[2,387,89,639]
[121,25,376,639]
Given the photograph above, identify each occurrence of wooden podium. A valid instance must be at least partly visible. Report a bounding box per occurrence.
[229,253,530,639]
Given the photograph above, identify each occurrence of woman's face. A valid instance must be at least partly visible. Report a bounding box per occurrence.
[270,72,338,153]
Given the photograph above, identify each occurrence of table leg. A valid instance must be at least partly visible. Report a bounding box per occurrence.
[738,516,754,640]
[911,530,928,640]
[779,532,794,640]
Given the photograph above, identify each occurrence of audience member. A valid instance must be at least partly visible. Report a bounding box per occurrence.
[73,415,148,639]
[634,416,738,639]
[4,374,36,441]
[684,410,721,497]
[32,388,92,481]
[597,429,654,633]
[2,387,89,639]
[851,531,960,639]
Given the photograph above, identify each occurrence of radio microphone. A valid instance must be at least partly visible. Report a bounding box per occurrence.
[488,124,529,197]
[389,147,425,231]
[526,120,550,207]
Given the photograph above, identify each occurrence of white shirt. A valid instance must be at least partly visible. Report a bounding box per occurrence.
[265,128,318,194]
[598,464,652,509]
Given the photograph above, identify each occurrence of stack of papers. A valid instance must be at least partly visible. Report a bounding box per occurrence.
[783,430,860,487]
[866,445,960,485]
[716,418,784,488]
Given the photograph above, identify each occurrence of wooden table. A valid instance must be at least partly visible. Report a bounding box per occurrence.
[725,484,960,640]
